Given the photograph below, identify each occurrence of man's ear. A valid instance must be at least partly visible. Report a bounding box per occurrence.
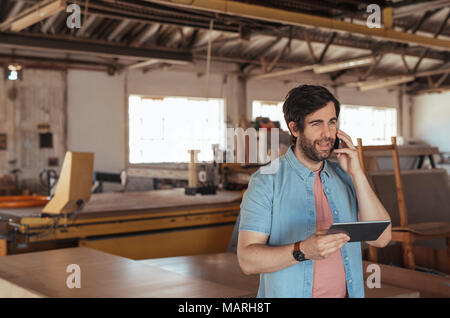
[288,121,300,138]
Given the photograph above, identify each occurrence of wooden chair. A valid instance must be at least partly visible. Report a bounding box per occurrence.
[357,136,450,271]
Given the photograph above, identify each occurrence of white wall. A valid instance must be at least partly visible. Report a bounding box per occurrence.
[412,91,450,153]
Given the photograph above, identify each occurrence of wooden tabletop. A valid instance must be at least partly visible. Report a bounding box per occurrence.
[0,247,252,298]
[139,252,259,296]
[140,253,421,298]
[0,247,424,298]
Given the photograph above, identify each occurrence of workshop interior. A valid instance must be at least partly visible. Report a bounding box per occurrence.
[0,0,449,298]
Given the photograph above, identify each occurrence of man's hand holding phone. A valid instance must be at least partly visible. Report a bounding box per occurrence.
[333,129,364,177]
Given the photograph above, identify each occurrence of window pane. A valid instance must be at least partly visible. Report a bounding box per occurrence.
[339,105,397,145]
[129,95,225,163]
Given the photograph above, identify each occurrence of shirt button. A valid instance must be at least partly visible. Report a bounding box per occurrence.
[345,256,349,261]
[334,210,338,215]
[326,188,330,193]
[349,280,352,284]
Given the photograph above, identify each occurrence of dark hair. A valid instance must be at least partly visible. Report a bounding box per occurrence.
[282,84,340,145]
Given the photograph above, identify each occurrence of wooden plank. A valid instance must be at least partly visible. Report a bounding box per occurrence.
[364,283,419,298]
[362,146,440,158]
[0,239,7,256]
[369,168,448,177]
[363,261,450,297]
[141,253,421,298]
[140,253,259,293]
[0,247,252,298]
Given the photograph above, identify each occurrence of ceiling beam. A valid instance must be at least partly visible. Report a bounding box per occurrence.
[318,32,337,64]
[152,0,450,51]
[76,14,97,37]
[249,55,377,80]
[249,64,314,80]
[394,0,450,18]
[107,20,131,42]
[41,11,62,34]
[240,35,283,72]
[408,8,442,33]
[342,65,450,90]
[5,1,25,21]
[126,57,189,70]
[409,85,450,94]
[0,0,66,32]
[0,52,117,69]
[434,71,449,87]
[0,32,193,62]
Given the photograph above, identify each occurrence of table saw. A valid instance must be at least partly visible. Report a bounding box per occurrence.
[0,188,242,259]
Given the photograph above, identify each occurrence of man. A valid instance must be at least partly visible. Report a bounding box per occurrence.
[237,85,391,298]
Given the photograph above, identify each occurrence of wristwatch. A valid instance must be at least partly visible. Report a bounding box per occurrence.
[293,241,307,262]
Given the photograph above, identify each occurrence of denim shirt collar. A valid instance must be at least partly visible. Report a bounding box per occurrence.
[285,146,331,181]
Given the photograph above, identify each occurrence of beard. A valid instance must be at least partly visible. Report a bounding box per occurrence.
[298,133,335,162]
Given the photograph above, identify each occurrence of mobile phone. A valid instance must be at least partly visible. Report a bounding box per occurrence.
[333,137,340,150]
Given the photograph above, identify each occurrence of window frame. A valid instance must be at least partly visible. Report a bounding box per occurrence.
[338,104,399,145]
[125,94,227,167]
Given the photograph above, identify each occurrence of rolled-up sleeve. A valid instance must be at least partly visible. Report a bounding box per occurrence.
[239,171,273,235]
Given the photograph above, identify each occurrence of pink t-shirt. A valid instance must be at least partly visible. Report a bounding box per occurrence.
[311,169,347,298]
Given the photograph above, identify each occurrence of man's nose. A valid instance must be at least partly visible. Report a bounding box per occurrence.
[321,125,333,139]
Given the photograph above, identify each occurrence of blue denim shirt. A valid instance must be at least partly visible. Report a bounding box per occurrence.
[239,147,365,298]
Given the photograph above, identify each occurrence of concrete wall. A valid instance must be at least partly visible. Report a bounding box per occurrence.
[412,91,450,153]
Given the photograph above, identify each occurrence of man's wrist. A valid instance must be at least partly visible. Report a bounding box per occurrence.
[349,169,365,180]
[299,241,308,260]
[292,241,307,262]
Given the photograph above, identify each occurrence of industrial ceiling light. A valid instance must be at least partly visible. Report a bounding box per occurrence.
[356,75,415,91]
[313,56,375,74]
[6,63,23,81]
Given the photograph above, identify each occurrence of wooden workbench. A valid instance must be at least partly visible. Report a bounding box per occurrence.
[0,189,242,259]
[1,247,444,298]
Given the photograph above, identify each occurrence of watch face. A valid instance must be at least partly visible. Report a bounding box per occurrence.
[293,250,305,262]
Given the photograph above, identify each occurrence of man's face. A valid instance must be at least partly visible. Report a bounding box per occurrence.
[293,101,338,162]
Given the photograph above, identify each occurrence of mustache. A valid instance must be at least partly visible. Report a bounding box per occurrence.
[314,138,334,144]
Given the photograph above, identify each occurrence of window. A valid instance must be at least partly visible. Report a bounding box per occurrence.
[338,105,397,145]
[128,95,226,163]
[252,100,288,132]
